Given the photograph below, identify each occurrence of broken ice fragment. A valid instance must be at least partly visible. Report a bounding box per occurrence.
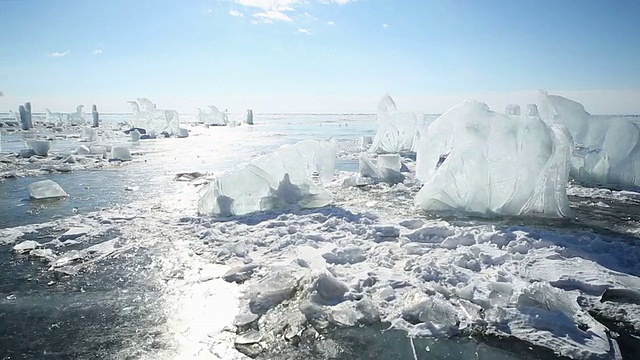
[13,240,42,254]
[28,179,69,200]
[111,147,133,161]
[32,140,52,156]
[59,226,91,240]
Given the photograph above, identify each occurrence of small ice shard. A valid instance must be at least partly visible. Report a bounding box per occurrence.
[359,153,378,178]
[177,128,189,138]
[223,264,261,283]
[32,140,52,156]
[111,147,133,161]
[527,104,539,116]
[62,155,77,164]
[19,149,36,158]
[13,240,42,254]
[245,109,254,125]
[59,226,91,240]
[130,129,141,142]
[28,179,69,200]
[80,127,97,142]
[360,136,373,150]
[235,330,262,345]
[29,248,56,262]
[90,146,106,156]
[247,270,299,314]
[74,145,91,155]
[312,272,348,305]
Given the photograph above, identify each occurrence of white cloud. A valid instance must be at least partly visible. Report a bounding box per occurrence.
[297,27,311,35]
[229,9,244,17]
[48,50,70,58]
[327,20,335,26]
[382,23,389,29]
[93,49,103,55]
[321,0,354,4]
[253,10,292,23]
[235,0,354,24]
[208,8,213,13]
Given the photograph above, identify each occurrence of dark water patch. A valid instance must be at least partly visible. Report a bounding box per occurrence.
[0,170,147,229]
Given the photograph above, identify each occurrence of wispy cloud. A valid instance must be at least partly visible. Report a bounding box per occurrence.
[93,49,103,55]
[382,23,389,29]
[233,0,353,23]
[327,20,335,26]
[48,50,70,58]
[297,27,311,35]
[253,10,292,23]
[320,0,354,4]
[229,9,244,17]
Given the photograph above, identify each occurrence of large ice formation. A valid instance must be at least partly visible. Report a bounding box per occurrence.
[415,100,572,216]
[197,105,228,126]
[128,98,182,136]
[45,108,65,125]
[28,179,69,199]
[538,91,640,187]
[370,94,424,154]
[198,139,336,216]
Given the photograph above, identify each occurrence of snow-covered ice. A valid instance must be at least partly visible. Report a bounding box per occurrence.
[415,100,572,216]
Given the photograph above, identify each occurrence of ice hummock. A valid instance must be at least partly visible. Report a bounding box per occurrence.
[415,100,572,216]
[127,98,182,137]
[370,94,425,154]
[197,105,228,126]
[198,139,336,216]
[538,91,640,187]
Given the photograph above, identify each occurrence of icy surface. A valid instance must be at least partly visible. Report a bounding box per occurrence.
[538,91,640,187]
[199,139,336,216]
[111,146,133,161]
[415,100,572,216]
[28,179,69,199]
[370,94,425,154]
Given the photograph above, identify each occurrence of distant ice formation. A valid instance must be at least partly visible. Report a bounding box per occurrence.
[245,109,254,125]
[370,94,425,154]
[197,105,229,126]
[66,105,86,126]
[415,100,572,216]
[538,91,640,187]
[28,179,69,199]
[128,98,182,137]
[44,108,65,126]
[199,139,336,216]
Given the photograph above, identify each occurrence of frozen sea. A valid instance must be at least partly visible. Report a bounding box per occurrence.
[1,113,640,359]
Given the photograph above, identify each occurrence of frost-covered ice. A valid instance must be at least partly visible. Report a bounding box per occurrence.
[199,139,336,216]
[370,94,427,154]
[28,179,69,199]
[415,100,572,216]
[538,91,640,188]
[111,146,133,161]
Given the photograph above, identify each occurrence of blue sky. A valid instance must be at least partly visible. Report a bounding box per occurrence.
[1,0,639,113]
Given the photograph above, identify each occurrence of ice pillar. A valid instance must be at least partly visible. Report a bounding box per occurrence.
[246,109,254,125]
[92,104,99,127]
